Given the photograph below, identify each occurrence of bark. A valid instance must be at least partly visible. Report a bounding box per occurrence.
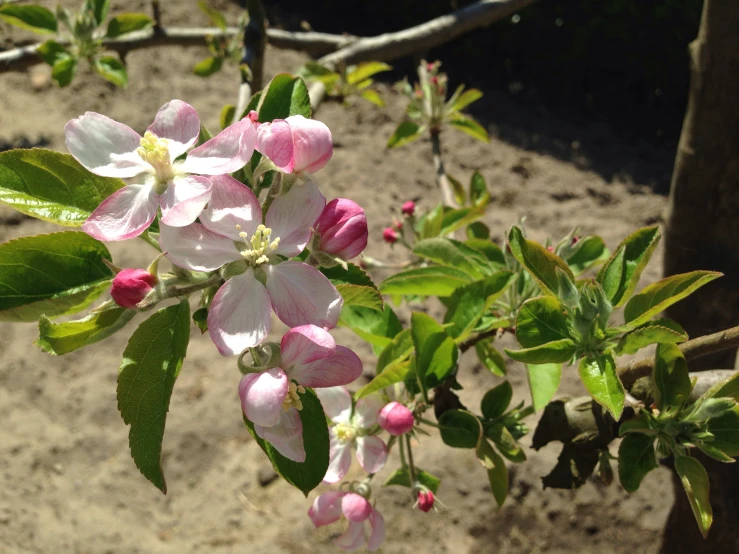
[661,0,739,551]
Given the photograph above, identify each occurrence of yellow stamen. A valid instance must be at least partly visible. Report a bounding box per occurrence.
[236,224,281,266]
[136,131,174,183]
[282,381,305,412]
[334,422,357,443]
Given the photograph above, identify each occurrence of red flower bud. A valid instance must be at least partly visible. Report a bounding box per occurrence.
[547,245,555,252]
[314,198,368,260]
[246,110,259,124]
[378,401,414,436]
[401,201,415,216]
[417,490,434,512]
[430,76,439,85]
[383,227,398,244]
[110,269,157,308]
[426,62,435,72]
[393,219,403,231]
[571,236,580,245]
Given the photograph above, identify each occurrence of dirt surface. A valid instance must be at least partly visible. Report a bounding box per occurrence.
[0,2,679,553]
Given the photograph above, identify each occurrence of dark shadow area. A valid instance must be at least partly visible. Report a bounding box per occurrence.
[0,135,51,153]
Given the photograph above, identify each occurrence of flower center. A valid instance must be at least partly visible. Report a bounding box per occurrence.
[334,422,357,443]
[282,381,305,412]
[137,131,175,184]
[237,224,280,266]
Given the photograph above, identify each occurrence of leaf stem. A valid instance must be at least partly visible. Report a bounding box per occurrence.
[405,434,418,485]
[138,230,161,251]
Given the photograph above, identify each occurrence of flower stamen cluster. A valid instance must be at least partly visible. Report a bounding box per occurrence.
[136,131,175,184]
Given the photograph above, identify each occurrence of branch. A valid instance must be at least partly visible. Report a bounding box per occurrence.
[430,129,459,207]
[0,27,356,73]
[618,325,739,387]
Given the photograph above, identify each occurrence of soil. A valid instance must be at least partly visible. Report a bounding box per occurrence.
[0,2,679,553]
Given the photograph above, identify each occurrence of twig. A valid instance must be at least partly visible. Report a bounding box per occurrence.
[233,0,266,123]
[618,325,739,387]
[430,129,458,207]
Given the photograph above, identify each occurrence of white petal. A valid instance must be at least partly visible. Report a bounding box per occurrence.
[355,436,387,474]
[239,368,288,427]
[65,112,148,178]
[265,261,342,329]
[334,521,365,551]
[159,222,240,271]
[207,269,272,356]
[180,118,256,175]
[280,324,335,368]
[315,387,353,424]
[147,99,200,159]
[323,432,353,484]
[200,174,261,240]
[367,509,386,552]
[353,394,384,429]
[290,346,363,389]
[266,179,326,257]
[308,491,345,527]
[159,175,212,227]
[255,407,306,462]
[82,184,158,242]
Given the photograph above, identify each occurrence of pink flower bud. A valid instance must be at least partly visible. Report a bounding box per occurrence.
[246,110,259,124]
[256,115,332,175]
[547,245,555,252]
[382,227,398,244]
[401,201,415,216]
[417,490,434,512]
[426,62,435,71]
[341,493,373,522]
[571,236,580,245]
[378,402,414,436]
[430,76,438,85]
[314,199,368,260]
[393,219,403,231]
[110,269,156,308]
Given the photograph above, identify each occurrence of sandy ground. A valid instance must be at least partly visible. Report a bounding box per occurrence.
[0,2,680,553]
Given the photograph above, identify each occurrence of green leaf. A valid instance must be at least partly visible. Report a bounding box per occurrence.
[243,389,329,495]
[387,121,424,148]
[465,239,506,267]
[439,409,482,448]
[0,5,56,34]
[298,62,340,88]
[257,74,311,122]
[487,423,525,462]
[527,363,562,411]
[36,304,135,355]
[615,319,688,355]
[578,353,625,419]
[197,0,227,29]
[440,207,484,235]
[117,300,190,493]
[707,407,739,457]
[565,236,608,275]
[703,373,739,402]
[476,340,507,376]
[94,56,128,88]
[219,104,236,130]
[477,439,508,506]
[618,433,658,492]
[469,171,490,208]
[376,328,414,372]
[321,263,383,311]
[623,271,722,327]
[505,339,576,364]
[347,61,392,85]
[359,89,384,107]
[411,312,458,390]
[466,222,490,240]
[653,343,691,411]
[105,13,154,38]
[339,305,402,353]
[685,398,737,423]
[416,203,443,238]
[444,272,515,340]
[355,360,411,400]
[193,56,223,77]
[507,226,574,296]
[481,381,512,420]
[380,266,472,297]
[449,88,483,113]
[85,0,110,26]
[515,296,572,348]
[0,149,124,226]
[383,467,440,493]
[192,306,208,333]
[596,226,660,306]
[447,173,466,206]
[448,113,489,142]
[674,456,713,538]
[0,231,114,322]
[51,56,78,87]
[413,238,492,279]
[694,442,735,463]
[37,40,70,66]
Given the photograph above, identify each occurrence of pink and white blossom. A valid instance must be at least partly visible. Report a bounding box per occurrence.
[110,268,157,308]
[308,491,385,552]
[315,386,388,483]
[256,115,332,175]
[377,401,415,436]
[313,199,368,260]
[160,174,341,356]
[66,100,256,241]
[238,325,363,462]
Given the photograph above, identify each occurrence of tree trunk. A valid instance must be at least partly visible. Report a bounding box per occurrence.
[661,0,739,552]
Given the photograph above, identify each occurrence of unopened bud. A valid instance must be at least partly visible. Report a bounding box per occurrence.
[571,236,580,245]
[417,490,435,512]
[393,219,403,231]
[383,227,398,244]
[246,110,259,124]
[547,245,555,252]
[110,269,157,308]
[401,201,415,216]
[378,401,414,436]
[430,76,438,86]
[313,199,368,260]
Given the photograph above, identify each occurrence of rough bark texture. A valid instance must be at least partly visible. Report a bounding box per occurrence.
[661,0,739,552]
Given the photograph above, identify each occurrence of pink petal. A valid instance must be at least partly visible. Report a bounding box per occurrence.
[255,119,295,173]
[180,118,256,175]
[308,491,345,527]
[334,520,365,552]
[238,367,288,427]
[82,184,158,242]
[208,269,272,356]
[265,261,342,329]
[315,199,368,260]
[367,509,386,552]
[280,324,335,368]
[200,174,261,240]
[65,112,147,178]
[266,179,326,257]
[323,433,353,484]
[290,345,363,389]
[255,407,306,462]
[315,387,353,424]
[355,436,387,474]
[353,394,384,429]
[286,115,333,174]
[159,175,212,227]
[341,493,372,522]
[159,222,240,271]
[147,99,200,159]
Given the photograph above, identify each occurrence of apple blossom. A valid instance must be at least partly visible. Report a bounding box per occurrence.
[382,227,398,244]
[160,174,343,356]
[417,490,435,513]
[315,386,388,483]
[256,114,332,175]
[66,99,256,242]
[110,268,157,308]
[401,200,415,216]
[238,325,362,462]
[378,401,415,436]
[311,198,368,260]
[308,491,385,552]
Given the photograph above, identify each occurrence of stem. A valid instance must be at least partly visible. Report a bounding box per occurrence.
[405,434,417,485]
[398,434,407,469]
[233,0,266,124]
[166,273,223,298]
[418,417,439,428]
[429,129,457,207]
[138,230,161,252]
